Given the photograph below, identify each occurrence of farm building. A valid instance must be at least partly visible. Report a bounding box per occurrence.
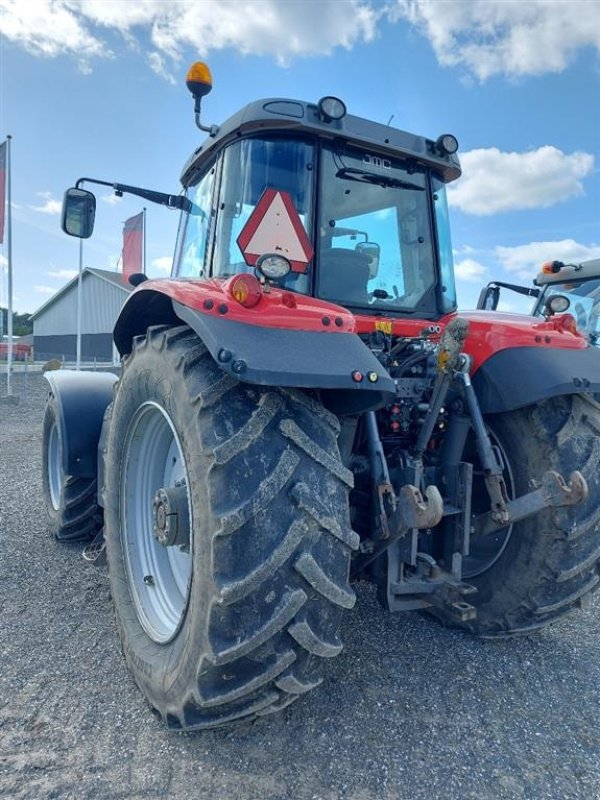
[31,268,132,362]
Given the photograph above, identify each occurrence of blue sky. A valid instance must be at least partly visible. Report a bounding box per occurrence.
[1,0,599,314]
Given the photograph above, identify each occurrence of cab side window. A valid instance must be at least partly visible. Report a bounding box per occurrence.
[173,164,216,278]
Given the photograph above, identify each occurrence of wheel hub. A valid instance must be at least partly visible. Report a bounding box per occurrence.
[152,484,190,549]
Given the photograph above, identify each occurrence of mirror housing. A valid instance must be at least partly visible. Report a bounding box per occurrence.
[477,284,500,311]
[61,188,96,239]
[356,242,380,279]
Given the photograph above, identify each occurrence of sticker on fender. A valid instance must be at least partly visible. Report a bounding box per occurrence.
[375,320,393,334]
[237,188,314,273]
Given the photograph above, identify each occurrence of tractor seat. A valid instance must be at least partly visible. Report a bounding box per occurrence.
[318,248,371,306]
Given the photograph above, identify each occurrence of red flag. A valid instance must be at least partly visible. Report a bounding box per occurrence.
[122,211,143,280]
[0,141,6,245]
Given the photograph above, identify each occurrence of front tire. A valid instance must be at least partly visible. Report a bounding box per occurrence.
[436,394,600,636]
[42,395,103,542]
[103,326,358,729]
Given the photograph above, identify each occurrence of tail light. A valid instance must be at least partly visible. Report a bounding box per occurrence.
[227,274,262,308]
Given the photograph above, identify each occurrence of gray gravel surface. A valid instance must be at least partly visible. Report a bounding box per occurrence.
[2,372,600,800]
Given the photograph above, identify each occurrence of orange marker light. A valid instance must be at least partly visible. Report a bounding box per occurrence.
[228,274,262,308]
[541,260,563,275]
[186,62,213,99]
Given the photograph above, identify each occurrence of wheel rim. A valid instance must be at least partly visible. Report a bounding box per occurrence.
[47,421,62,511]
[121,401,193,644]
[462,428,515,580]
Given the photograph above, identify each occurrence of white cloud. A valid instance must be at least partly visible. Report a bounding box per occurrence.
[48,269,78,279]
[0,0,378,75]
[391,0,600,80]
[448,146,594,215]
[455,258,487,282]
[34,284,56,295]
[495,239,600,280]
[29,191,62,215]
[101,192,122,205]
[0,0,109,67]
[151,256,172,274]
[147,51,176,84]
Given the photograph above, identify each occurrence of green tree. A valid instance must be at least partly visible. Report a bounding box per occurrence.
[0,307,33,337]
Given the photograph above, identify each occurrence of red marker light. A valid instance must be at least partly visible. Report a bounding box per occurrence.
[553,313,578,335]
[227,274,262,308]
[352,371,364,383]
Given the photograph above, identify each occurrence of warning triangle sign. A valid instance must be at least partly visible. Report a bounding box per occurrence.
[236,188,314,273]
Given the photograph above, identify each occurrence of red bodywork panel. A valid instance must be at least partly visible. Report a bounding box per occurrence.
[354,309,586,373]
[133,278,357,332]
[132,279,586,373]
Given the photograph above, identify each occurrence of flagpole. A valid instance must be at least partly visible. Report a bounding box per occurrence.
[6,135,13,397]
[143,207,146,274]
[76,237,82,370]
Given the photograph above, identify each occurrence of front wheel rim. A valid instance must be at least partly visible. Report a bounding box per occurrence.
[47,421,62,511]
[121,401,193,644]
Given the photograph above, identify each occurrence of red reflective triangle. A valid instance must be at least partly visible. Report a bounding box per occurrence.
[236,188,314,273]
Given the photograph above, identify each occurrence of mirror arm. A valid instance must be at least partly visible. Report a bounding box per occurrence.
[74,177,191,213]
[487,281,540,299]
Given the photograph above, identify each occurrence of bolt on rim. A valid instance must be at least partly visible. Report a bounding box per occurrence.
[121,401,193,644]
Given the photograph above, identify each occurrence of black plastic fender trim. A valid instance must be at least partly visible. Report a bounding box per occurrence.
[44,370,118,478]
[472,346,600,414]
[173,301,396,410]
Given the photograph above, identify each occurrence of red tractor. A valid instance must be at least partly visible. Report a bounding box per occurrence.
[43,63,600,730]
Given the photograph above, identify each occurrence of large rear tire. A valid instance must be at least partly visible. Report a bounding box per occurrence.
[434,393,600,636]
[103,325,357,729]
[42,395,103,542]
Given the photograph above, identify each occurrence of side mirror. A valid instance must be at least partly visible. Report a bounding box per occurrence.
[477,284,500,311]
[356,242,381,279]
[61,188,96,239]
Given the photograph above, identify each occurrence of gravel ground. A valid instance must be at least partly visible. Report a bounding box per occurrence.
[2,372,600,800]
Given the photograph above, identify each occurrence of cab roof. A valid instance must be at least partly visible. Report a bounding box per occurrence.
[180,98,461,188]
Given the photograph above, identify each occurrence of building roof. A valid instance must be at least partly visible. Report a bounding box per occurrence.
[30,267,133,319]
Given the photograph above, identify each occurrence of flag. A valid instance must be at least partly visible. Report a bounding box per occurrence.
[0,140,6,244]
[122,211,144,280]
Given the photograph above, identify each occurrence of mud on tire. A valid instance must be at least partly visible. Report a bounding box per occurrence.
[103,325,358,730]
[42,396,103,542]
[434,393,600,636]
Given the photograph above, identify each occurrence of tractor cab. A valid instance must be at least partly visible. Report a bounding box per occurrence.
[172,63,461,320]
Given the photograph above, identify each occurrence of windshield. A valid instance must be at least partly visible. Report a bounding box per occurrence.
[538,279,600,345]
[317,144,448,315]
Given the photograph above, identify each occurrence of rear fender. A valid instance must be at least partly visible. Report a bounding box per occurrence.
[472,346,600,413]
[113,283,396,413]
[44,370,118,478]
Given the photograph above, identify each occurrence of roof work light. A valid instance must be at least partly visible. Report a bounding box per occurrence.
[435,134,459,156]
[317,96,347,122]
